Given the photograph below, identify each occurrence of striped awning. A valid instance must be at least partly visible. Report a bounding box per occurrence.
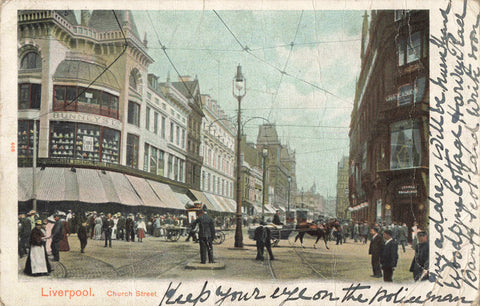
[203,192,226,212]
[147,181,184,210]
[189,189,215,211]
[126,175,163,208]
[109,171,143,206]
[77,168,108,203]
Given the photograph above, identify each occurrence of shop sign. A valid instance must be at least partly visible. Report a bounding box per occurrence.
[51,112,121,129]
[83,136,94,152]
[398,185,417,195]
[385,94,397,103]
[398,84,414,106]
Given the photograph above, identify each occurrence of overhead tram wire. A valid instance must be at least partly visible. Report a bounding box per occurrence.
[212,10,352,106]
[146,11,201,106]
[267,10,304,120]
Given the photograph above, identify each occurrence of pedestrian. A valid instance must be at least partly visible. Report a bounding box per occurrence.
[59,213,70,252]
[398,222,408,252]
[94,214,103,240]
[27,210,37,230]
[24,220,52,276]
[44,215,55,255]
[117,213,125,240]
[361,222,369,244]
[411,221,419,249]
[103,213,114,247]
[368,227,383,278]
[273,210,283,225]
[153,215,161,237]
[77,221,88,253]
[50,214,63,262]
[353,222,360,243]
[254,221,274,261]
[126,214,135,242]
[111,214,118,240]
[380,229,398,282]
[88,212,96,239]
[137,216,146,242]
[189,204,215,264]
[409,231,429,281]
[18,213,31,257]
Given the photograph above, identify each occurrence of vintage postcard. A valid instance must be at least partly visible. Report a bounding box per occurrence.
[1,0,479,305]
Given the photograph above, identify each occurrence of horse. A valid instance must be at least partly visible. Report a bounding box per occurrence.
[294,221,332,249]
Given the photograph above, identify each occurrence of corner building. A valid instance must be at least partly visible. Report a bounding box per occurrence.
[348,10,429,232]
[17,10,230,215]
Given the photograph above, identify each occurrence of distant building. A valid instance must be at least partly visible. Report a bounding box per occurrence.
[295,183,324,216]
[336,156,350,219]
[256,124,296,212]
[240,136,264,216]
[349,10,429,230]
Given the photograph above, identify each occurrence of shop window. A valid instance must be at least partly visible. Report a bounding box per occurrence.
[398,31,422,66]
[20,52,41,70]
[75,124,101,162]
[102,128,120,164]
[126,133,139,168]
[144,143,150,172]
[390,120,421,170]
[167,155,173,178]
[129,71,137,90]
[128,101,140,127]
[50,122,76,159]
[18,83,41,109]
[17,120,39,158]
[49,122,119,163]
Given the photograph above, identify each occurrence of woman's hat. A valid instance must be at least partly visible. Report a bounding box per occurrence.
[35,220,42,225]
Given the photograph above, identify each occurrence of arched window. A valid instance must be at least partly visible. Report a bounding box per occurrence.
[129,71,137,90]
[20,52,41,69]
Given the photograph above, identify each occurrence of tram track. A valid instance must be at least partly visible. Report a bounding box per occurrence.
[286,237,328,280]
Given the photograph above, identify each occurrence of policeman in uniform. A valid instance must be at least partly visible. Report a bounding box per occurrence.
[190,204,215,264]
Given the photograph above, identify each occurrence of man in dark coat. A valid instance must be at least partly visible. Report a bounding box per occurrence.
[50,214,63,261]
[18,213,31,257]
[368,227,383,278]
[272,210,283,225]
[190,205,215,264]
[77,221,88,253]
[125,214,135,242]
[117,213,125,240]
[254,221,274,261]
[410,231,429,281]
[380,229,398,282]
[102,213,114,247]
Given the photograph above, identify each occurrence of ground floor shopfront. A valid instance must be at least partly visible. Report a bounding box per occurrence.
[350,167,428,237]
[18,164,236,217]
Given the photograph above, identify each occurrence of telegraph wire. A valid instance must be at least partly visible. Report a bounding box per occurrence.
[213,10,352,105]
[146,11,201,106]
[267,10,304,120]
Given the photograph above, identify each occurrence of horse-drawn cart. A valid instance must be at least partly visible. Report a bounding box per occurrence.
[164,225,185,242]
[248,224,295,247]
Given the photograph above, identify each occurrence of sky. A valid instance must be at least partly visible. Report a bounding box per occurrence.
[131,10,364,197]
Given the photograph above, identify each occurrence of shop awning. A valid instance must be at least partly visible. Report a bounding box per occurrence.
[77,168,108,203]
[126,175,163,208]
[108,171,143,206]
[213,195,235,213]
[203,192,226,212]
[189,189,215,211]
[264,204,277,214]
[147,181,184,210]
[170,186,194,207]
[348,202,369,212]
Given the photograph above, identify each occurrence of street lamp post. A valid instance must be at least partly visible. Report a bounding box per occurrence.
[233,64,246,248]
[262,148,268,222]
[287,176,291,212]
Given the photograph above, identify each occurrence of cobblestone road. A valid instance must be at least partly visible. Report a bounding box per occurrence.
[19,230,416,283]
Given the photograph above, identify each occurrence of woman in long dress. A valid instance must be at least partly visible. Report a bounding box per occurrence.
[59,219,70,251]
[94,215,103,240]
[137,217,146,242]
[24,220,51,276]
[111,215,118,240]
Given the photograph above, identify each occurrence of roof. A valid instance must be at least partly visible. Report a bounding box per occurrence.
[257,124,280,145]
[53,60,120,91]
[88,10,141,41]
[54,10,78,25]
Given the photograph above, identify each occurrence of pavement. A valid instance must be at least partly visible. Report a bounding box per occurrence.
[18,230,416,282]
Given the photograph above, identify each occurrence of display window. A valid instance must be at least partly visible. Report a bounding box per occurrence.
[49,121,120,164]
[390,120,421,170]
[17,120,39,158]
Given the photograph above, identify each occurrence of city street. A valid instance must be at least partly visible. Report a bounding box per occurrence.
[19,230,416,282]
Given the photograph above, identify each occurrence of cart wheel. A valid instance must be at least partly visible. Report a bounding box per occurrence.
[172,231,181,241]
[220,232,226,243]
[272,239,280,247]
[213,232,223,245]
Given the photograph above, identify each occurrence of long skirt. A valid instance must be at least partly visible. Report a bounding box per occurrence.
[24,245,51,276]
[94,224,102,240]
[45,223,53,254]
[137,229,145,239]
[111,228,117,240]
[153,228,161,237]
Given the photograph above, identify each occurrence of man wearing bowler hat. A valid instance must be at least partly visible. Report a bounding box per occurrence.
[50,213,63,261]
[190,204,215,264]
[381,229,398,282]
